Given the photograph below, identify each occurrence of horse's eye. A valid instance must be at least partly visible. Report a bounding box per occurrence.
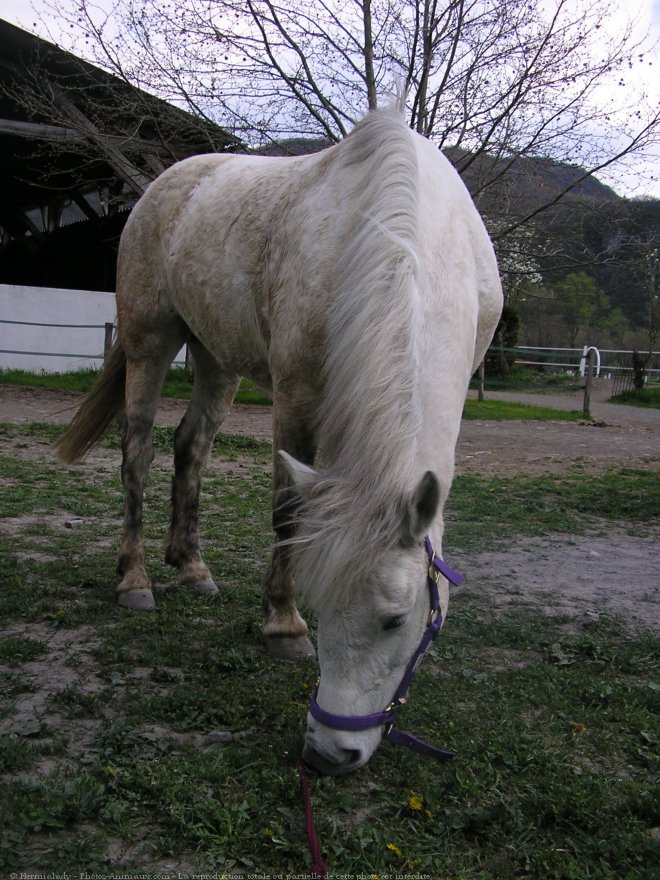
[383,614,408,631]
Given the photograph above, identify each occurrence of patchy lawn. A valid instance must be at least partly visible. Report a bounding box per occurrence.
[0,423,658,878]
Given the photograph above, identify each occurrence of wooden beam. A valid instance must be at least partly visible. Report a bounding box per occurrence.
[51,85,154,195]
[4,205,45,241]
[0,117,81,141]
[0,116,174,160]
[71,191,101,220]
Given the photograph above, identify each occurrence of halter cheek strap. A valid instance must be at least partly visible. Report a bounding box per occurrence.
[308,534,463,761]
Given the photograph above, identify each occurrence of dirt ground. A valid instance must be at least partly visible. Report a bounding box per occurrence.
[1,379,658,630]
[1,378,658,476]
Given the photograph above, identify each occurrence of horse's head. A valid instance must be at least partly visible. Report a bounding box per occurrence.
[281,452,448,775]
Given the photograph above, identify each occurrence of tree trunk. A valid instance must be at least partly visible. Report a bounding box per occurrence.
[362,0,378,110]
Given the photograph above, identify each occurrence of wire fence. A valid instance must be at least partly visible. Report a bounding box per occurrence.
[1,317,657,397]
[0,319,186,368]
[483,345,659,397]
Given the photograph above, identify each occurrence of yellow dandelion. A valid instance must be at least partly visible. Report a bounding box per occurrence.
[408,793,423,811]
[263,827,273,837]
[386,842,402,856]
[570,721,587,735]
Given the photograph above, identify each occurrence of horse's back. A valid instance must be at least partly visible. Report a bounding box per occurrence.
[115,110,501,384]
[115,152,240,337]
[116,150,321,376]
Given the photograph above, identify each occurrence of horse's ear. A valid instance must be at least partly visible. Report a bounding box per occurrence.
[278,450,319,501]
[401,471,440,547]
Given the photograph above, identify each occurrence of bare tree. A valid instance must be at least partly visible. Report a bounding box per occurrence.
[37,1,657,180]
[628,231,659,359]
[25,0,659,277]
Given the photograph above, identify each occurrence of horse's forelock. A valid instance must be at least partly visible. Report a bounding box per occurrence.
[290,474,408,612]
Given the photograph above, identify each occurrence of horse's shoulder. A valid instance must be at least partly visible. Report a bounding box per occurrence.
[154,153,238,188]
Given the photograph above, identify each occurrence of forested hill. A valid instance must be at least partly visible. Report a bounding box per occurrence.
[449,147,659,336]
[446,146,620,210]
[523,157,619,202]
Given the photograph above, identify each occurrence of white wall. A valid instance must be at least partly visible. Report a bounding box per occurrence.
[0,284,185,372]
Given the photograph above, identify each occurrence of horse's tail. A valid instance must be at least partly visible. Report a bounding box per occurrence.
[56,341,127,463]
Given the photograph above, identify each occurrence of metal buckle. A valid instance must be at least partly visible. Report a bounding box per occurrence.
[385,696,407,714]
[428,607,440,626]
[428,554,441,585]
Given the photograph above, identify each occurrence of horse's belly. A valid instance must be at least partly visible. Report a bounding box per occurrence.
[162,252,270,379]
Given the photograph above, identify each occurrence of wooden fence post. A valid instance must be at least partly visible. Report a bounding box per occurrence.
[478,360,485,402]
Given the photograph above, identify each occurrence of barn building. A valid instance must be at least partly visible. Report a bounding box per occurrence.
[0,18,239,292]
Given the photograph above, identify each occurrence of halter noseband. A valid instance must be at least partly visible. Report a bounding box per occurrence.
[308,534,463,761]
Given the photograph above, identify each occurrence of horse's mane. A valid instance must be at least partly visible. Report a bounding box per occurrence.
[292,103,424,612]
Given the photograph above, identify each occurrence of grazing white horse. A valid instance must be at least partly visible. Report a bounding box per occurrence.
[57,102,502,775]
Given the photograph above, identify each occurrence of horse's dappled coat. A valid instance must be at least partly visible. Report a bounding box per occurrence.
[56,103,503,774]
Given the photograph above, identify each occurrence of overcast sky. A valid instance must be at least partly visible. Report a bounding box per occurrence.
[1,0,659,198]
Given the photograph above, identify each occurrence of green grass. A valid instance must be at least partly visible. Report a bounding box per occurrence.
[445,467,660,549]
[0,367,272,405]
[610,386,660,409]
[0,636,49,665]
[463,398,586,422]
[0,367,98,394]
[0,422,658,877]
[0,369,599,418]
[471,364,583,393]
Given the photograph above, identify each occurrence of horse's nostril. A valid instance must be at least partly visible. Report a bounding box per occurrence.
[341,748,361,766]
[302,741,365,776]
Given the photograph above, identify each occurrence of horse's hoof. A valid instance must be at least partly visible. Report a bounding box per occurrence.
[118,589,156,611]
[187,578,219,596]
[267,635,316,661]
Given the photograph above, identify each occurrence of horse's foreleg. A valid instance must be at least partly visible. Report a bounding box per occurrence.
[165,347,239,592]
[263,402,317,660]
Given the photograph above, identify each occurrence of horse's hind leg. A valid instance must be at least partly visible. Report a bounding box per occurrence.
[117,343,182,611]
[165,340,239,592]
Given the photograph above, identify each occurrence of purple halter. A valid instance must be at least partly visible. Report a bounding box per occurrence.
[308,534,463,761]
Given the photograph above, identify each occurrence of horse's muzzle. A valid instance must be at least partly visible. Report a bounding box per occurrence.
[302,728,372,776]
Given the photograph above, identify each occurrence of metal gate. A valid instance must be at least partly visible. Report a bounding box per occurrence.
[610,351,635,397]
